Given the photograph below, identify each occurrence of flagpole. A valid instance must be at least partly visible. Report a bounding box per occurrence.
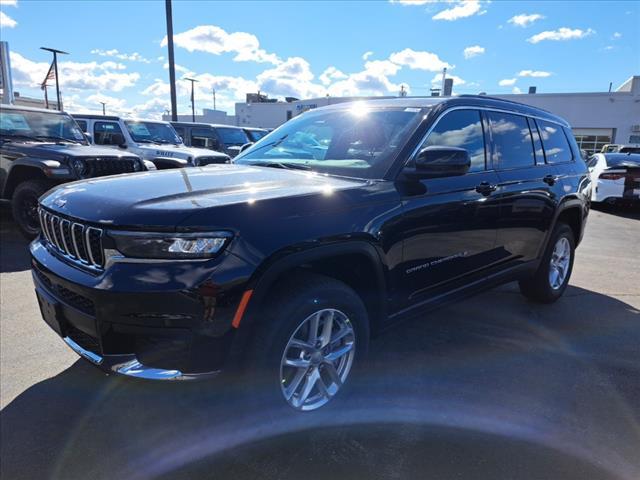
[43,85,49,109]
[40,47,69,111]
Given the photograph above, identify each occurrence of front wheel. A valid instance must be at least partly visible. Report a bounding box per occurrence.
[11,179,51,239]
[247,273,369,411]
[519,223,575,304]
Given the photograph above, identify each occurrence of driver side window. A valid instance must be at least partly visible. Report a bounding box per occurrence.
[94,122,124,146]
[420,109,486,172]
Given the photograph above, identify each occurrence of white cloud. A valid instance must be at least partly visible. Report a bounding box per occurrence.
[527,27,595,44]
[91,49,151,64]
[432,1,486,21]
[431,73,466,87]
[389,48,451,71]
[507,13,544,27]
[463,45,485,59]
[319,66,348,86]
[162,25,280,65]
[9,52,140,92]
[362,51,374,61]
[498,78,517,86]
[612,32,622,39]
[0,11,17,27]
[518,70,552,78]
[256,57,324,98]
[512,86,522,94]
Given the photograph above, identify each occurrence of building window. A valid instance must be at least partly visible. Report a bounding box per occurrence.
[574,134,612,156]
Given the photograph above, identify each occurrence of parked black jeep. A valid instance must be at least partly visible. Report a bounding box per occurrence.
[31,97,590,411]
[1,105,147,237]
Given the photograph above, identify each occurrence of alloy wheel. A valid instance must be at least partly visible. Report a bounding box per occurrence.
[279,308,355,411]
[549,237,571,290]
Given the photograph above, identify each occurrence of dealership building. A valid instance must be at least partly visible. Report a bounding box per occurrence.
[233,75,640,155]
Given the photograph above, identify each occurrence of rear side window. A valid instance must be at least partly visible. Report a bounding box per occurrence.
[173,126,185,139]
[487,112,534,169]
[422,109,486,172]
[537,120,573,164]
[75,120,87,132]
[191,128,218,149]
[94,121,124,145]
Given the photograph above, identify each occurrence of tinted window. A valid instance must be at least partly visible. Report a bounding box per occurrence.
[216,127,250,146]
[422,109,485,172]
[191,128,218,149]
[173,126,185,139]
[537,120,573,164]
[487,112,534,169]
[75,120,88,132]
[94,121,124,145]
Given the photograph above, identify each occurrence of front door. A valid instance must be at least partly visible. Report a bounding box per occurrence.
[398,109,501,306]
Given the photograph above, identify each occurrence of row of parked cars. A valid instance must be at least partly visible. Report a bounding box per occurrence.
[0,104,268,236]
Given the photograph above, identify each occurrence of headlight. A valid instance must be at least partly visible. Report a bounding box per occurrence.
[71,158,87,177]
[108,231,232,259]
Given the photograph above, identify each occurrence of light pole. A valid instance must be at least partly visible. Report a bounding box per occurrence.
[40,46,68,111]
[212,88,216,110]
[184,77,198,122]
[100,101,106,115]
[165,0,178,121]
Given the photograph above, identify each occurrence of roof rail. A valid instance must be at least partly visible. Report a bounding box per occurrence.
[456,94,557,116]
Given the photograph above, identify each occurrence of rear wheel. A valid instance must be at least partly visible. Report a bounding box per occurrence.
[11,179,50,239]
[519,223,575,304]
[247,273,369,411]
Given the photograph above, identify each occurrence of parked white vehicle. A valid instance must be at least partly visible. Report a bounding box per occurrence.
[72,115,230,169]
[587,153,640,204]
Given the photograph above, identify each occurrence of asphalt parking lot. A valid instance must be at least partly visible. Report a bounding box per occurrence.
[1,205,639,480]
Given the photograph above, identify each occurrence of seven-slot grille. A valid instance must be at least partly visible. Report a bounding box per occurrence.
[84,156,139,177]
[39,208,104,269]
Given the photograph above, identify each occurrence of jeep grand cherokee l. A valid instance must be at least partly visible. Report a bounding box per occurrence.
[1,105,147,238]
[31,97,590,411]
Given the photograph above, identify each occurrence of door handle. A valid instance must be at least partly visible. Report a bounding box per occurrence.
[476,182,497,196]
[543,174,558,186]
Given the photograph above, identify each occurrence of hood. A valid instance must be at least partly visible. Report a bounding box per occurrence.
[40,164,368,230]
[2,142,136,161]
[136,144,228,161]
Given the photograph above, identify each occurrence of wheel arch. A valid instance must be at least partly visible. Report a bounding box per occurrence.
[228,241,389,366]
[3,163,49,199]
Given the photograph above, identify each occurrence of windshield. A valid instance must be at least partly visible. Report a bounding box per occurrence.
[217,127,250,146]
[235,105,424,179]
[0,109,87,144]
[125,120,181,145]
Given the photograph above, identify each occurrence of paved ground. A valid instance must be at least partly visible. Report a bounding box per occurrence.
[1,205,639,480]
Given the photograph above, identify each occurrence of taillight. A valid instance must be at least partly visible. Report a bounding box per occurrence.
[599,172,625,181]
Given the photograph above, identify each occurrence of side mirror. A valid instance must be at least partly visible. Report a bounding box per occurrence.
[405,146,471,179]
[239,142,254,154]
[112,133,127,148]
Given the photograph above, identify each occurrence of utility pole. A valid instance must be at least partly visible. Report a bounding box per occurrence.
[165,0,178,121]
[441,67,447,95]
[212,88,216,110]
[100,101,106,115]
[40,46,68,111]
[185,77,198,122]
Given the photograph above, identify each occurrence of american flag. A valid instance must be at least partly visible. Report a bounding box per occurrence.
[41,61,55,90]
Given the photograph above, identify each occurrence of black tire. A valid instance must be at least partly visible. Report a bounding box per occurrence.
[11,179,50,240]
[519,223,575,304]
[246,272,369,411]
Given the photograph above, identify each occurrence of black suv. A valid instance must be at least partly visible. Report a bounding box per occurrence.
[1,105,146,237]
[31,97,590,411]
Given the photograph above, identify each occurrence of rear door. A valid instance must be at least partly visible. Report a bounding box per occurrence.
[93,121,125,151]
[398,109,501,305]
[488,112,563,266]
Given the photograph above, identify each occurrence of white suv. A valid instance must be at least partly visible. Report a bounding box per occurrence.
[73,115,230,169]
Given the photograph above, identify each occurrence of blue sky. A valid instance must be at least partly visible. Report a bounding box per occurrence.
[1,0,638,118]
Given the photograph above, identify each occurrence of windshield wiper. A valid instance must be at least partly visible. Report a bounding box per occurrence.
[0,133,45,143]
[240,134,288,157]
[34,135,81,144]
[249,161,312,171]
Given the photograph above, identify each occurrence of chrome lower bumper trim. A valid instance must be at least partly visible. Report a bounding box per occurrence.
[64,336,103,365]
[63,336,217,380]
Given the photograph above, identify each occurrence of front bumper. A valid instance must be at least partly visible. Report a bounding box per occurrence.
[31,238,254,379]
